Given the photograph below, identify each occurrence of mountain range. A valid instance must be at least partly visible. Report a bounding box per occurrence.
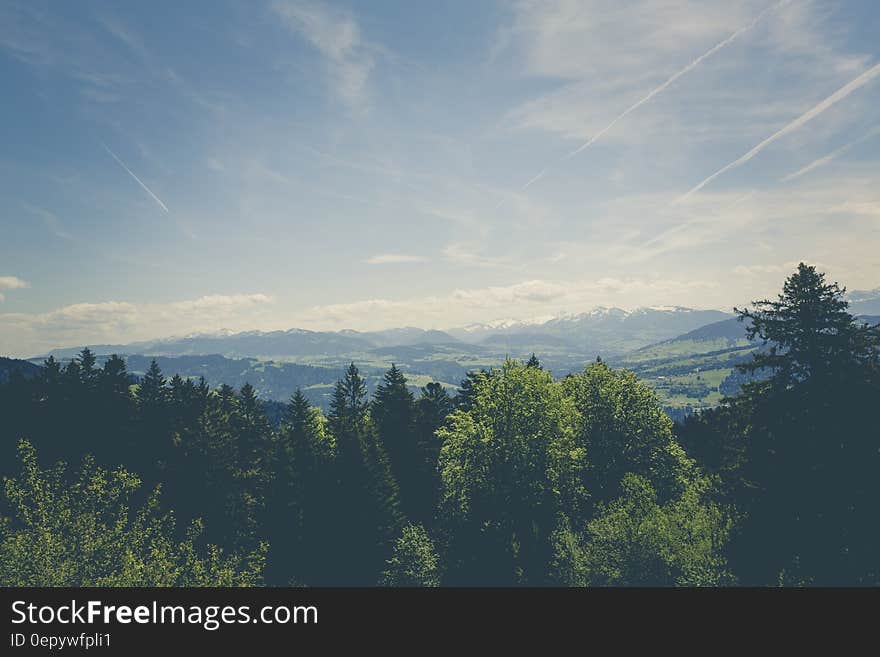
[850,288,880,316]
[18,300,880,418]
[42,306,734,361]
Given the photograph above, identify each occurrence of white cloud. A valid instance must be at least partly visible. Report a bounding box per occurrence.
[0,293,274,356]
[0,276,29,302]
[365,254,426,265]
[0,276,29,290]
[270,0,375,107]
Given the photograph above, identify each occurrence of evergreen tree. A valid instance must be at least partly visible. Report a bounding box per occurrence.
[414,382,454,526]
[736,263,880,386]
[266,389,331,584]
[134,359,170,477]
[137,359,168,409]
[327,363,403,585]
[77,348,98,387]
[725,264,880,584]
[100,355,131,397]
[236,382,273,471]
[454,369,488,412]
[97,355,134,463]
[372,365,424,521]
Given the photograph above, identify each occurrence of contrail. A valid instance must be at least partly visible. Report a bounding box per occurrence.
[780,125,880,182]
[678,61,880,202]
[101,143,170,213]
[522,168,547,190]
[565,0,790,160]
[496,0,788,210]
[638,189,755,258]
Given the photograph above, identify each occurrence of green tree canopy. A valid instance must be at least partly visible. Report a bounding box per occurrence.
[562,360,694,515]
[438,360,579,584]
[380,523,441,587]
[0,440,265,586]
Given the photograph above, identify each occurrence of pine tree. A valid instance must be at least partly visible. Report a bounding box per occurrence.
[454,369,488,412]
[726,264,880,584]
[137,360,168,408]
[736,262,880,386]
[77,348,98,386]
[100,355,130,394]
[134,359,170,478]
[326,363,403,584]
[236,382,273,471]
[414,382,453,526]
[266,389,325,584]
[98,355,134,463]
[372,365,424,520]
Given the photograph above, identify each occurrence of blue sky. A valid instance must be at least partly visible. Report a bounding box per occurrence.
[1,0,879,356]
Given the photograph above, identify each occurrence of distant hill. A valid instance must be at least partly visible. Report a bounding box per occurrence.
[46,329,375,360]
[121,354,350,408]
[608,315,756,418]
[850,288,880,316]
[351,327,460,347]
[669,317,747,342]
[0,357,41,383]
[479,332,577,350]
[24,300,878,421]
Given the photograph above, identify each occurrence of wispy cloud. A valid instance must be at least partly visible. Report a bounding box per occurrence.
[441,243,516,270]
[21,203,73,241]
[270,0,375,108]
[365,254,426,265]
[0,276,30,302]
[101,143,170,213]
[679,61,880,202]
[780,125,880,182]
[497,1,789,203]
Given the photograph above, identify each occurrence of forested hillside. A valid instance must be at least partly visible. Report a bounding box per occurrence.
[0,357,40,383]
[1,264,878,586]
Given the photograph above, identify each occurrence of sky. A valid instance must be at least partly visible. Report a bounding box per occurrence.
[1,0,879,356]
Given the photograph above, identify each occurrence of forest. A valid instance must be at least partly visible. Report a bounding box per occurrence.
[1,264,878,587]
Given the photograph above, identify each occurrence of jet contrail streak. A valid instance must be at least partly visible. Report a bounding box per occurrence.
[678,61,880,202]
[522,168,547,190]
[101,143,170,213]
[780,125,880,182]
[565,0,790,160]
